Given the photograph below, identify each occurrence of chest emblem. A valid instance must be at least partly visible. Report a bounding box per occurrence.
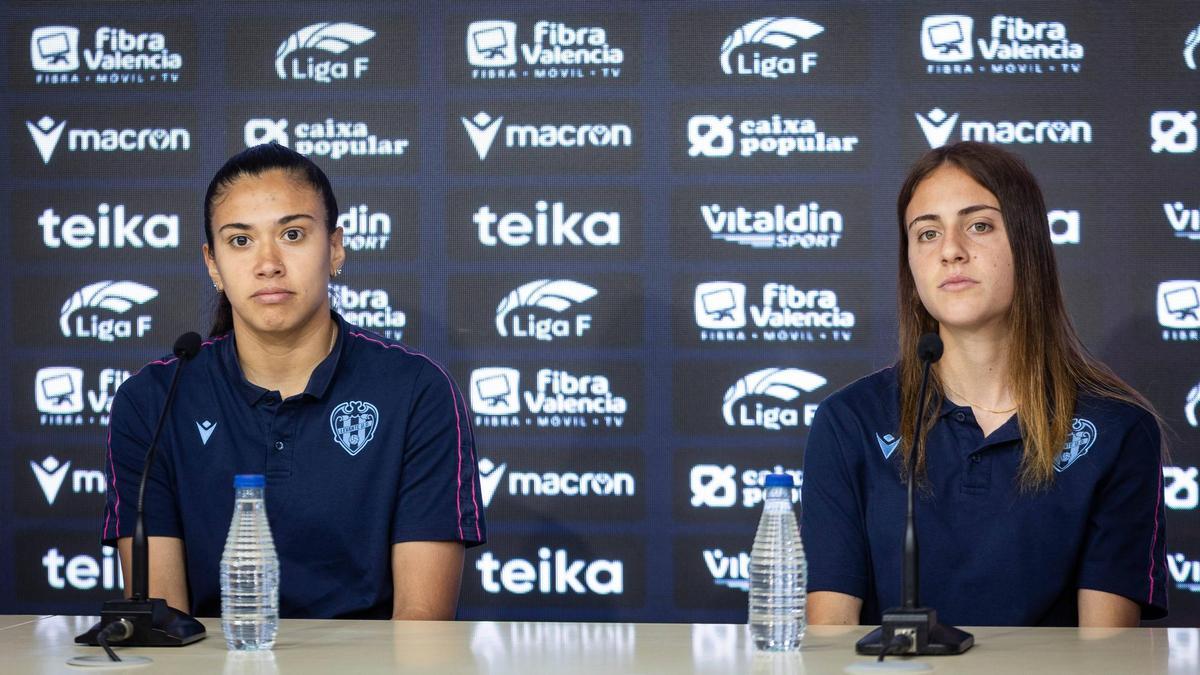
[876,432,900,460]
[196,420,217,445]
[329,400,379,456]
[1053,417,1097,473]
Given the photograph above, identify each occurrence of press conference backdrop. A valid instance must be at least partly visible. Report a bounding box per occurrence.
[2,0,1198,625]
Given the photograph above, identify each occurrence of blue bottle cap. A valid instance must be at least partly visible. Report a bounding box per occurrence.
[234,474,265,488]
[763,473,795,488]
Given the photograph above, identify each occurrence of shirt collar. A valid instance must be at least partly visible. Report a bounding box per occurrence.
[935,393,1022,446]
[220,312,346,407]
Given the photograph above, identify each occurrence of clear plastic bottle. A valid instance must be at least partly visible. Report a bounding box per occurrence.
[748,473,806,651]
[219,474,279,651]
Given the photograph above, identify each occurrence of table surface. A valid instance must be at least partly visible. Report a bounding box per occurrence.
[3,615,1198,674]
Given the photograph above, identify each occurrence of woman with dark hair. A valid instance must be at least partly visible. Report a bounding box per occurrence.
[802,141,1167,627]
[102,143,485,620]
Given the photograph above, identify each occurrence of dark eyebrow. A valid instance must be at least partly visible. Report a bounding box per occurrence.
[907,204,1001,230]
[216,213,316,234]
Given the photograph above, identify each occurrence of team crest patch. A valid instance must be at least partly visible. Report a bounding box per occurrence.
[1053,418,1097,473]
[329,400,379,456]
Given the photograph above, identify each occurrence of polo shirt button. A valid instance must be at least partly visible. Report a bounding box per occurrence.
[274,441,284,451]
[954,412,966,422]
[971,454,981,464]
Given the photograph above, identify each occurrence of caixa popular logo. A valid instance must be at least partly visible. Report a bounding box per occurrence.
[30,25,186,85]
[920,14,1084,76]
[702,200,843,250]
[59,280,157,343]
[694,282,854,343]
[1159,280,1200,342]
[1164,466,1200,511]
[719,17,823,79]
[475,199,621,249]
[275,22,375,83]
[244,117,409,160]
[476,547,623,596]
[495,279,596,342]
[1150,111,1198,155]
[34,366,129,427]
[477,457,635,508]
[38,203,180,251]
[690,464,802,509]
[330,284,406,341]
[25,116,190,164]
[466,19,625,80]
[722,368,825,431]
[1165,201,1200,241]
[469,367,627,430]
[915,107,1091,149]
[1169,552,1200,593]
[688,113,860,159]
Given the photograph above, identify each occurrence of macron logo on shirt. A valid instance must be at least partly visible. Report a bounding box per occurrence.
[196,420,217,445]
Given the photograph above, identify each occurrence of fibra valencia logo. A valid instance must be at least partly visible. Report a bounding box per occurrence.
[1052,418,1097,472]
[469,367,627,429]
[329,400,378,456]
[275,22,374,83]
[30,24,185,85]
[59,280,158,343]
[722,368,825,430]
[1164,466,1199,511]
[720,17,823,79]
[693,282,854,343]
[920,13,1084,76]
[1159,280,1200,342]
[495,279,597,341]
[35,366,129,427]
[330,284,406,341]
[466,19,625,80]
[916,107,1092,148]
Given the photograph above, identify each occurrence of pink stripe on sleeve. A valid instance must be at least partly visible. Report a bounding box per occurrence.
[1148,460,1163,604]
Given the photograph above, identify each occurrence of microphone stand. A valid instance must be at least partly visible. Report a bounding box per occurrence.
[856,336,973,657]
[77,334,207,654]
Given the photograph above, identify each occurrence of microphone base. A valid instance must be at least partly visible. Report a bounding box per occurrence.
[855,606,973,656]
[75,597,206,647]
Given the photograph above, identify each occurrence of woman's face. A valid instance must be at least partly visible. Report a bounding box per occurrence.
[204,169,344,337]
[904,163,1015,336]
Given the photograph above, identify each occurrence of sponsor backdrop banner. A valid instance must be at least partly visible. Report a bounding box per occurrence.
[1,1,1197,626]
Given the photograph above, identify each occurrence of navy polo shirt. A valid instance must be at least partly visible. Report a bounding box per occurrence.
[102,313,486,619]
[802,367,1167,626]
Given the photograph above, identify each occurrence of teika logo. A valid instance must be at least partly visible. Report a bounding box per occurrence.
[275,22,374,82]
[916,107,1092,148]
[30,456,71,505]
[1165,466,1199,511]
[59,280,158,343]
[43,545,123,591]
[475,200,620,248]
[722,368,825,430]
[495,279,597,341]
[719,17,823,79]
[39,204,180,250]
[476,547,623,595]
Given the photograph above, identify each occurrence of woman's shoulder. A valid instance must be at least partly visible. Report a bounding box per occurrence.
[1074,392,1159,436]
[341,324,453,381]
[820,365,900,416]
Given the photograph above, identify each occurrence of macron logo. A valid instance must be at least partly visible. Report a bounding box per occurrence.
[59,280,158,337]
[462,111,504,160]
[719,17,824,75]
[274,22,375,79]
[722,367,826,426]
[31,456,72,505]
[196,420,217,445]
[916,108,959,148]
[495,279,598,336]
[478,458,507,507]
[27,116,68,164]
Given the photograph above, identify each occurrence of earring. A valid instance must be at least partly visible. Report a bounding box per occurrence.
[213,282,219,290]
[334,268,343,277]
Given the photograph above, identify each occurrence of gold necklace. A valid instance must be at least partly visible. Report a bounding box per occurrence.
[941,381,1017,415]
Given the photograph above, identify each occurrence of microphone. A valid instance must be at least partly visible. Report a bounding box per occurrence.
[77,332,207,655]
[856,332,974,658]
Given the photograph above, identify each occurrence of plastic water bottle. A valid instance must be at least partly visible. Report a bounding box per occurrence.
[220,474,279,651]
[748,473,806,651]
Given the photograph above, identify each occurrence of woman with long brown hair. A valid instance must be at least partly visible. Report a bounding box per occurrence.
[801,141,1167,627]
